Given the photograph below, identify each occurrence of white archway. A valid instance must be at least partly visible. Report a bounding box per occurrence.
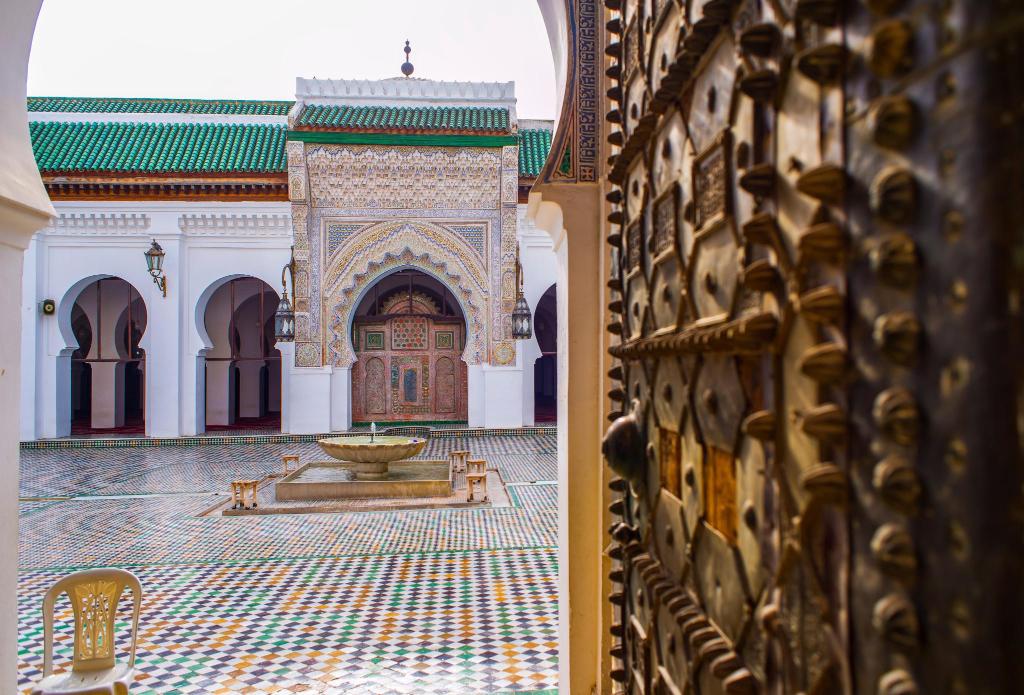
[55,275,148,435]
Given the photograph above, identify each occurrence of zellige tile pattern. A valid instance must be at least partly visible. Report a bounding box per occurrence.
[18,433,559,694]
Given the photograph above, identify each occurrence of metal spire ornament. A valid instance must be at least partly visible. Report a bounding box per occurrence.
[401,40,415,77]
[511,245,533,340]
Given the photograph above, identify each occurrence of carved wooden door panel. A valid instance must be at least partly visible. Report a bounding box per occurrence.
[602,1,1024,693]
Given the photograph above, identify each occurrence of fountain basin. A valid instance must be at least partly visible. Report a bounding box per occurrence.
[317,435,427,480]
[275,460,451,500]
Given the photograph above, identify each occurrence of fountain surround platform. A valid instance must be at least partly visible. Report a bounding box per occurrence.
[276,460,452,500]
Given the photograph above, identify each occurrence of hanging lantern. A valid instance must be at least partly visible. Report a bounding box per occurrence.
[512,291,533,340]
[274,290,295,342]
[511,244,533,339]
[275,245,296,342]
[143,239,167,297]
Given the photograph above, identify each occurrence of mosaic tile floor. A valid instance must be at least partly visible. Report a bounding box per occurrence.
[18,434,559,694]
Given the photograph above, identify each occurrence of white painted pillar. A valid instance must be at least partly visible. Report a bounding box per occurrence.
[520,338,540,426]
[277,342,294,433]
[237,361,263,418]
[205,360,233,425]
[467,363,485,427]
[267,358,281,414]
[143,237,182,438]
[19,236,38,440]
[480,364,525,428]
[330,366,352,431]
[89,361,125,428]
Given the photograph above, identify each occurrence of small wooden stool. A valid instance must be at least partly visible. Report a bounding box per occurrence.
[282,454,299,475]
[230,479,260,509]
[449,450,470,474]
[466,459,488,502]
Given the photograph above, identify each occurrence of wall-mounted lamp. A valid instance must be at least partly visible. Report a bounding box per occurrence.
[511,245,533,340]
[275,245,297,342]
[144,239,167,297]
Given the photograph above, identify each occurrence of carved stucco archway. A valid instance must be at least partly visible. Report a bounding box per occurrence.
[325,220,489,368]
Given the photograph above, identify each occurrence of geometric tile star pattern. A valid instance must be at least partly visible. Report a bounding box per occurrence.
[18,434,558,694]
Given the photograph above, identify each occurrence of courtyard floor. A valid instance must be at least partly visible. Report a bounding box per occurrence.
[17,433,559,694]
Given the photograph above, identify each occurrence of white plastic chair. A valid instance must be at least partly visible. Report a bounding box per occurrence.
[31,568,142,695]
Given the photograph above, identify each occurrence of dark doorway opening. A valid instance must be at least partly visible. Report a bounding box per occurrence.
[534,284,557,423]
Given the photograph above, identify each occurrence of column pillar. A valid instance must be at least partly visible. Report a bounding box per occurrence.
[467,363,485,427]
[204,360,233,426]
[330,366,352,432]
[236,361,263,418]
[89,361,125,428]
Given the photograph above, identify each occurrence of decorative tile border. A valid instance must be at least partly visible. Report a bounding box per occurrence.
[21,426,557,450]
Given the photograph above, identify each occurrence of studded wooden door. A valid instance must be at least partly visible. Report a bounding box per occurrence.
[601,1,1024,693]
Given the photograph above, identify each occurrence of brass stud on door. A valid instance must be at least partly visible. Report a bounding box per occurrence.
[798,285,845,324]
[871,523,918,578]
[795,0,841,26]
[739,22,782,57]
[799,343,849,384]
[872,167,918,224]
[873,455,922,515]
[869,19,915,78]
[873,593,920,648]
[798,222,847,262]
[796,164,846,204]
[871,233,919,287]
[873,312,921,366]
[800,404,848,444]
[872,95,918,150]
[796,44,847,85]
[873,387,921,446]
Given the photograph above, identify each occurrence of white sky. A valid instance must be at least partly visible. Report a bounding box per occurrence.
[28,0,558,119]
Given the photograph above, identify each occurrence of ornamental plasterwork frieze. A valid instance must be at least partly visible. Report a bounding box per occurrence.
[324,220,488,295]
[327,247,487,368]
[178,214,292,237]
[305,145,501,210]
[287,141,307,203]
[46,213,151,236]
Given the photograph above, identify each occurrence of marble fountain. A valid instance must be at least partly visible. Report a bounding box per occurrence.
[276,425,451,500]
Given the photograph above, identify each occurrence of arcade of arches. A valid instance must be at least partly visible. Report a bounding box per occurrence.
[351,269,468,424]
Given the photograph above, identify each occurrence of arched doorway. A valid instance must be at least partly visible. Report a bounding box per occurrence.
[203,277,281,431]
[351,269,468,424]
[68,277,147,435]
[533,284,557,423]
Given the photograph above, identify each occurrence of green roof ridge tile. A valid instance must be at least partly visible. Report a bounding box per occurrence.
[27,96,294,116]
[295,104,512,133]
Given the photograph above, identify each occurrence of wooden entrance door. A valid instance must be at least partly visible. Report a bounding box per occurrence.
[351,295,467,423]
[601,1,1024,693]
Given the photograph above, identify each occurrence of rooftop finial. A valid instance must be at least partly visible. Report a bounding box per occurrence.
[401,40,415,77]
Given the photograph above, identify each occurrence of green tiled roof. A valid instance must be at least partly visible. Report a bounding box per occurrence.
[30,121,287,174]
[295,104,511,134]
[28,96,293,116]
[518,128,553,178]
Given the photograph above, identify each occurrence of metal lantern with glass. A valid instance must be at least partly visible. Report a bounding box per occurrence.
[275,246,296,342]
[511,244,532,340]
[144,239,167,297]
